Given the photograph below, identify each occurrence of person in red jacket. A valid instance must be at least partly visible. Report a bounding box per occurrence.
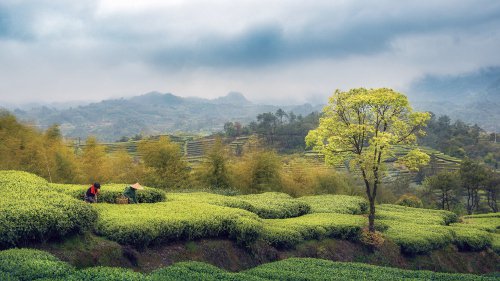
[84,182,101,203]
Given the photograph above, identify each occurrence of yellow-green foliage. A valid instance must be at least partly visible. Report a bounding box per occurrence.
[168,192,309,219]
[94,202,262,247]
[50,183,166,203]
[0,171,97,248]
[395,193,423,208]
[298,195,368,214]
[261,213,366,248]
[4,249,497,281]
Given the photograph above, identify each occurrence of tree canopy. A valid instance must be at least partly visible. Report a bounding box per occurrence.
[306,88,430,232]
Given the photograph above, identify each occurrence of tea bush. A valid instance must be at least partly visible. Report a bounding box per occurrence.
[50,183,166,203]
[0,171,97,248]
[0,248,74,281]
[298,195,368,214]
[450,226,493,251]
[381,220,455,254]
[243,258,498,281]
[236,192,310,219]
[94,202,262,247]
[3,249,497,281]
[377,204,458,225]
[168,192,309,219]
[261,213,366,248]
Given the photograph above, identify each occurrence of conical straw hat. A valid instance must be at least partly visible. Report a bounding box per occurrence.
[131,183,144,190]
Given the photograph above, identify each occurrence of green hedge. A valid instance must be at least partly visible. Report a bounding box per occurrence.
[297,195,368,214]
[0,171,97,248]
[450,226,493,251]
[382,220,455,254]
[236,192,310,219]
[3,249,498,281]
[261,213,366,248]
[37,267,145,281]
[377,204,458,225]
[0,248,74,281]
[94,202,262,247]
[243,258,498,281]
[168,192,310,219]
[50,183,166,204]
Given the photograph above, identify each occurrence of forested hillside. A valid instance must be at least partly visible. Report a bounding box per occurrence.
[11,92,322,142]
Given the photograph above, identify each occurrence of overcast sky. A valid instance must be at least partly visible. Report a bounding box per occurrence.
[1,0,499,105]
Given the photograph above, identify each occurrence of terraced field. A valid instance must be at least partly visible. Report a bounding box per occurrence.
[1,170,498,280]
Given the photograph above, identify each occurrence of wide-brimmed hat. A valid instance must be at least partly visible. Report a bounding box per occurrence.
[131,183,144,190]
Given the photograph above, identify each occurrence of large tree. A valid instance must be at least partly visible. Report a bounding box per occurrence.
[459,159,487,215]
[424,171,460,210]
[306,88,430,232]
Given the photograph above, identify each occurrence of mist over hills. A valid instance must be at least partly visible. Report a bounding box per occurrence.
[12,92,322,142]
[408,67,500,132]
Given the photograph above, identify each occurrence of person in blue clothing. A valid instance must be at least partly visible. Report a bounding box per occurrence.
[123,182,143,204]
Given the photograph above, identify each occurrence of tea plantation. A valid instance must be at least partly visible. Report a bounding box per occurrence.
[0,170,498,279]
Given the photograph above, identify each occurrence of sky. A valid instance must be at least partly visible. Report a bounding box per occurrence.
[1,0,500,105]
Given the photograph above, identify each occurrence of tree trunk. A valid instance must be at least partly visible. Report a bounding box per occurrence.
[368,197,376,232]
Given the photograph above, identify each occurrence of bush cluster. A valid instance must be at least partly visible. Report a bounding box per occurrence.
[168,192,309,219]
[50,183,166,203]
[395,193,423,208]
[94,202,262,247]
[3,249,498,281]
[298,195,368,214]
[0,171,97,248]
[261,213,366,248]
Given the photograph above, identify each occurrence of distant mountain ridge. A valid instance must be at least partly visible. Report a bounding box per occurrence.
[408,67,500,132]
[13,92,323,141]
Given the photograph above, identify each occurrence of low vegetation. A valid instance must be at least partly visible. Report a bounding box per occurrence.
[2,249,499,281]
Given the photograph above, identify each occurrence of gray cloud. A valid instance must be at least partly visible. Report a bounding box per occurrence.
[0,1,499,104]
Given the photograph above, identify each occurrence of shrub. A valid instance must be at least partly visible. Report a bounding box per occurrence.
[50,183,166,203]
[261,213,366,248]
[94,202,262,247]
[0,171,97,248]
[243,258,499,281]
[450,226,493,251]
[235,192,310,219]
[381,220,454,254]
[168,192,310,219]
[377,204,458,225]
[0,248,74,281]
[298,195,368,214]
[395,193,423,208]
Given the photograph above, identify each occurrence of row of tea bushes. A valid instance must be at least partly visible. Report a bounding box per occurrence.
[378,205,496,254]
[261,213,367,248]
[93,202,262,247]
[167,192,310,219]
[2,249,498,281]
[0,171,97,249]
[297,195,368,214]
[50,183,166,204]
[167,192,368,219]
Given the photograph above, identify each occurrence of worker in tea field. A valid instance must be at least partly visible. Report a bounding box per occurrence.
[84,182,101,203]
[123,182,143,204]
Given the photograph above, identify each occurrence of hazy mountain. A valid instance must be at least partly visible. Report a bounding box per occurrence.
[14,92,323,141]
[408,67,500,132]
